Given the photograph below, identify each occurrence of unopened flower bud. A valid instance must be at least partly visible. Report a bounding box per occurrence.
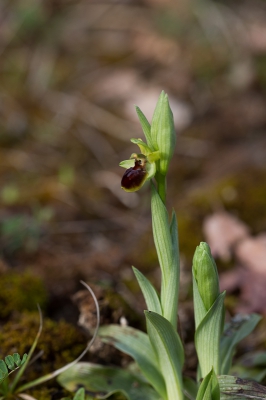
[193,242,220,311]
[151,91,176,176]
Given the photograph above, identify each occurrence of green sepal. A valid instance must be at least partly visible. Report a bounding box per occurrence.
[147,151,160,163]
[151,92,164,150]
[131,138,153,155]
[146,160,156,180]
[119,159,135,169]
[135,106,154,150]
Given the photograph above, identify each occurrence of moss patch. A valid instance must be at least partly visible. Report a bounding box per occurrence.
[0,312,86,381]
[0,270,47,318]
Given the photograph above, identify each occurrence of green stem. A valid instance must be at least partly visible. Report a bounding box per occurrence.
[156,173,167,204]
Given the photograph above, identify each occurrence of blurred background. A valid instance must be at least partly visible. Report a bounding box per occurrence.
[1,0,266,393]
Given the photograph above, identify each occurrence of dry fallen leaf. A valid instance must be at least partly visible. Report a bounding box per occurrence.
[219,234,266,314]
[235,234,266,274]
[203,211,249,261]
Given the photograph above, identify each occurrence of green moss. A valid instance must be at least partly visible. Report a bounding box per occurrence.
[0,312,86,381]
[178,212,203,261]
[190,168,266,235]
[227,169,266,233]
[0,270,48,318]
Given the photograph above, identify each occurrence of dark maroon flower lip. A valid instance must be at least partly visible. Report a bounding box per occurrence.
[121,159,147,192]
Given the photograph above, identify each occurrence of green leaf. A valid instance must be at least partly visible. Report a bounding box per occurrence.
[58,362,162,400]
[21,353,28,365]
[99,324,166,399]
[168,210,180,328]
[219,375,266,400]
[0,360,8,375]
[192,274,207,330]
[0,370,8,385]
[195,292,226,378]
[13,353,21,367]
[241,350,266,367]
[229,363,266,383]
[73,388,85,400]
[151,184,176,326]
[135,106,153,150]
[145,311,184,400]
[183,376,198,400]
[196,369,220,400]
[220,313,261,374]
[5,355,15,370]
[132,267,162,314]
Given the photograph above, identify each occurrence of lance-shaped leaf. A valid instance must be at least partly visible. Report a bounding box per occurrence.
[99,324,166,399]
[132,267,162,315]
[230,351,266,382]
[219,375,266,400]
[145,311,184,400]
[220,313,261,374]
[73,388,85,400]
[169,210,180,324]
[151,184,178,327]
[135,106,153,151]
[192,274,207,330]
[183,376,198,400]
[195,291,226,378]
[58,362,162,400]
[196,369,220,400]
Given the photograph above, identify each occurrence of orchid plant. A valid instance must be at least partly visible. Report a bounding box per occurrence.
[57,92,265,400]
